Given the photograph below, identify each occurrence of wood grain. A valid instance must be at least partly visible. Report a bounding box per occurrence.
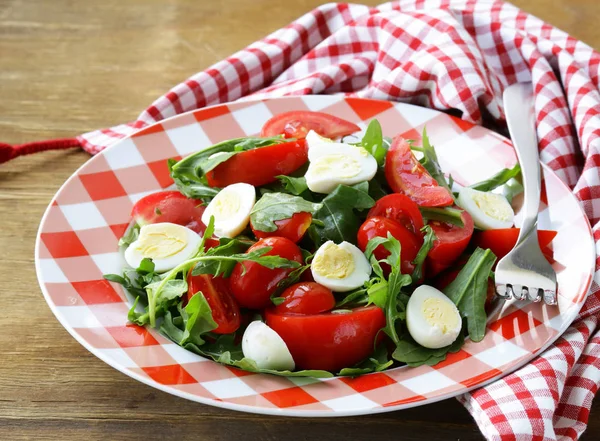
[0,1,598,440]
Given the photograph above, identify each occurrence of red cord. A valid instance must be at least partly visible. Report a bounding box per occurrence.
[0,138,81,164]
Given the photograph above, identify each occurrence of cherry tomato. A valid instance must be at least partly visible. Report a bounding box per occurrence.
[131,191,206,233]
[273,282,335,315]
[265,306,385,371]
[251,212,312,244]
[260,111,360,139]
[384,136,453,207]
[186,273,241,334]
[368,193,424,235]
[473,228,557,260]
[426,209,475,276]
[229,237,304,309]
[205,139,307,188]
[357,216,422,275]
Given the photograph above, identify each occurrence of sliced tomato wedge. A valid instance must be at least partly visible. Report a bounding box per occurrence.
[260,111,360,139]
[273,282,335,315]
[205,139,307,188]
[186,273,241,334]
[131,191,206,234]
[251,212,312,244]
[384,136,453,207]
[367,193,424,235]
[473,228,557,260]
[426,209,475,276]
[265,306,385,371]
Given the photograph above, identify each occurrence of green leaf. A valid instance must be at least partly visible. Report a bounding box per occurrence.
[443,248,496,342]
[250,193,321,233]
[127,297,149,326]
[501,177,524,203]
[118,224,140,247]
[171,136,287,182]
[469,163,521,192]
[335,287,369,308]
[179,292,218,346]
[337,344,393,376]
[137,258,155,275]
[173,174,220,200]
[417,127,453,196]
[393,330,464,367]
[146,278,188,304]
[313,183,375,243]
[420,206,465,227]
[359,120,387,165]
[411,225,436,283]
[368,171,389,200]
[276,175,309,196]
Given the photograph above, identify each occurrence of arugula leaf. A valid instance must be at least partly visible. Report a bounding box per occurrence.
[469,163,521,192]
[443,248,496,342]
[168,158,219,200]
[501,177,524,203]
[185,334,334,378]
[411,225,436,283]
[420,206,465,227]
[416,127,453,196]
[393,329,464,367]
[170,137,287,182]
[118,224,140,247]
[335,287,369,308]
[250,193,321,233]
[368,170,389,200]
[313,183,375,243]
[276,175,309,196]
[179,292,218,346]
[359,120,387,165]
[337,344,393,376]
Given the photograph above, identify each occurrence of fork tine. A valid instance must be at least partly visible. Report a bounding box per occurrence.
[527,287,543,303]
[543,290,557,305]
[495,284,511,299]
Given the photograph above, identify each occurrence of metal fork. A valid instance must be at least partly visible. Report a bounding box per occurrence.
[494,82,558,305]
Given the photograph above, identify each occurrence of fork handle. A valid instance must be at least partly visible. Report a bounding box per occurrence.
[503,83,541,243]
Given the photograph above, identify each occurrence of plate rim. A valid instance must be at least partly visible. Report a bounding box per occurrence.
[34,95,596,417]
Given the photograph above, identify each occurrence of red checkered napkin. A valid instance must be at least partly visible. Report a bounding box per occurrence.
[13,0,600,439]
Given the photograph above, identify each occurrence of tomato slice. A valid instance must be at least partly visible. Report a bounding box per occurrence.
[357,216,422,275]
[384,136,453,207]
[367,193,424,235]
[426,209,475,276]
[186,273,241,334]
[251,212,312,244]
[260,111,360,139]
[273,282,335,315]
[473,228,557,260]
[131,191,206,234]
[265,306,385,371]
[205,139,307,188]
[229,237,304,310]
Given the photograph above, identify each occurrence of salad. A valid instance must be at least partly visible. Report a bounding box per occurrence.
[105,110,556,378]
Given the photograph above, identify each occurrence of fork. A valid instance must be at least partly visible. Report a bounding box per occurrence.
[494,82,558,305]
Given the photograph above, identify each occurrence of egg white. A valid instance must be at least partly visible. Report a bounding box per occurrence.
[124,222,201,273]
[311,241,371,292]
[242,321,295,371]
[304,132,377,194]
[201,183,256,238]
[406,285,462,349]
[458,187,515,230]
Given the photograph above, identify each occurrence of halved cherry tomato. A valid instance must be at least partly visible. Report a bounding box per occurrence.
[229,237,304,310]
[206,139,307,188]
[357,216,422,275]
[260,111,360,139]
[426,210,474,276]
[273,282,335,315]
[384,136,453,207]
[186,273,241,334]
[367,193,424,235]
[265,306,385,371]
[473,228,557,260]
[131,191,206,234]
[251,212,312,244]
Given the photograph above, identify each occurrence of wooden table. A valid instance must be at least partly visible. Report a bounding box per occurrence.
[1,1,598,439]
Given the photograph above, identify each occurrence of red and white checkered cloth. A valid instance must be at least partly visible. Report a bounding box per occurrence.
[36,0,600,439]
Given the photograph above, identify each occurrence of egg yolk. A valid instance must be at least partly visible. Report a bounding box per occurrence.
[212,191,241,220]
[311,154,361,179]
[312,243,355,279]
[471,192,511,221]
[421,298,460,334]
[135,224,188,259]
